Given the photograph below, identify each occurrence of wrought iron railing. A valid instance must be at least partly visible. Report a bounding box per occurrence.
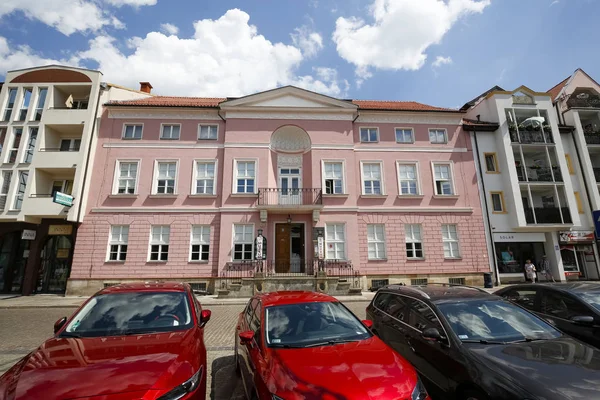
[525,207,572,224]
[510,129,553,144]
[516,166,562,182]
[258,188,322,206]
[585,134,600,145]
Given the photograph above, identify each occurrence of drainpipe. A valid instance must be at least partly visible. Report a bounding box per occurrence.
[472,130,501,285]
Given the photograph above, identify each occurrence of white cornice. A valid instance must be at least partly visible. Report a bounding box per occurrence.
[357,112,462,125]
[355,146,468,153]
[91,207,221,213]
[108,109,220,120]
[223,111,355,120]
[103,142,222,149]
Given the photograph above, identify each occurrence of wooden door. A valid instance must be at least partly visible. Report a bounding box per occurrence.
[275,224,291,273]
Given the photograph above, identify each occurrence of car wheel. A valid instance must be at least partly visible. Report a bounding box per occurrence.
[461,389,488,400]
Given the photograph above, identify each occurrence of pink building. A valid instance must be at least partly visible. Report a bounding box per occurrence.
[68,86,489,295]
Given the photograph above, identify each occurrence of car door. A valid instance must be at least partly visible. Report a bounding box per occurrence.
[367,291,392,334]
[378,294,411,357]
[239,298,258,398]
[248,301,271,400]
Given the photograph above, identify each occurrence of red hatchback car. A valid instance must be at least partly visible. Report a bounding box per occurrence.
[0,282,211,400]
[235,291,429,400]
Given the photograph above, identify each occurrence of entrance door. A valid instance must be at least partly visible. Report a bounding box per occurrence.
[36,235,72,294]
[275,224,291,273]
[279,168,301,205]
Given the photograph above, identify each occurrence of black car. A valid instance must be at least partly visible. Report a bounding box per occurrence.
[366,284,600,400]
[496,282,600,348]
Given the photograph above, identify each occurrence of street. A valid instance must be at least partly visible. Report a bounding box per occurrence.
[0,300,370,399]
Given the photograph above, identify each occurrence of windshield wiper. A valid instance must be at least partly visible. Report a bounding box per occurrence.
[462,339,506,345]
[59,332,82,338]
[302,338,360,348]
[269,343,304,349]
[509,337,545,343]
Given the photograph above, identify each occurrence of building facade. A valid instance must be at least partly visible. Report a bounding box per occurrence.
[0,66,149,295]
[68,86,489,295]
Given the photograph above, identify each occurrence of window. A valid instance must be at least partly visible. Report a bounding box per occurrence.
[235,160,256,194]
[194,161,216,195]
[326,223,346,259]
[108,225,129,261]
[407,298,445,334]
[373,292,392,311]
[149,225,170,261]
[34,88,47,121]
[405,224,424,259]
[441,224,460,258]
[574,192,584,214]
[0,128,6,158]
[501,288,539,311]
[233,224,253,261]
[541,291,590,320]
[0,171,12,211]
[123,124,143,139]
[323,161,344,194]
[383,295,409,321]
[542,196,555,208]
[155,162,177,194]
[484,153,499,173]
[161,124,180,140]
[3,88,17,121]
[116,161,138,194]
[190,225,210,261]
[429,129,447,144]
[7,128,22,164]
[367,224,386,260]
[51,180,73,196]
[18,89,32,121]
[198,124,218,140]
[60,138,81,152]
[360,127,378,143]
[23,128,38,164]
[565,154,574,175]
[361,162,383,195]
[433,163,454,195]
[491,192,505,213]
[13,171,28,210]
[395,128,414,144]
[397,163,419,195]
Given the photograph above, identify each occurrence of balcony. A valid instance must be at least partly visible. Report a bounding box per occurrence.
[516,166,562,183]
[257,188,323,211]
[524,207,572,225]
[42,108,90,125]
[510,129,554,144]
[35,148,81,169]
[21,195,72,220]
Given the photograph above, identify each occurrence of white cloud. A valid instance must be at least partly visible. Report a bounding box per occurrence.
[291,26,324,58]
[160,23,179,35]
[0,37,77,73]
[105,0,157,6]
[550,0,559,5]
[333,0,490,80]
[432,55,452,68]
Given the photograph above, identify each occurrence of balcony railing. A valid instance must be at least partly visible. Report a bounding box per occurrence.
[585,134,600,145]
[524,207,572,224]
[510,129,553,144]
[258,188,322,207]
[516,166,562,182]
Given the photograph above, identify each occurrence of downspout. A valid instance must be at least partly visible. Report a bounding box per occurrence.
[472,130,501,285]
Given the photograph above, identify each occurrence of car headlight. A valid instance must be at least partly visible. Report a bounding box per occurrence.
[157,367,203,400]
[411,377,429,400]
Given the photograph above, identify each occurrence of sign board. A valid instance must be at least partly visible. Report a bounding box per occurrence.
[493,232,546,243]
[53,191,74,207]
[593,210,600,238]
[317,236,324,260]
[255,236,263,260]
[21,229,36,240]
[559,231,595,244]
[56,249,69,259]
[48,225,73,236]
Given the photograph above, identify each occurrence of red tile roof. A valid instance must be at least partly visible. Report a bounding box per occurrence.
[106,96,225,108]
[548,77,569,101]
[352,100,460,112]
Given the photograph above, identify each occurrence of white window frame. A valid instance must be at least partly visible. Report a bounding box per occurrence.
[359,127,379,143]
[431,162,455,196]
[190,225,211,262]
[367,224,386,260]
[18,88,32,121]
[12,170,28,210]
[233,159,258,194]
[360,161,384,195]
[441,224,461,259]
[7,127,22,164]
[3,88,17,122]
[113,160,141,195]
[107,225,129,262]
[122,123,144,140]
[232,223,254,261]
[160,123,181,140]
[198,124,218,140]
[33,87,47,121]
[153,160,178,195]
[192,159,217,195]
[429,128,448,144]
[22,127,38,164]
[0,171,12,211]
[321,160,346,195]
[395,127,414,144]
[396,161,421,196]
[325,223,346,260]
[405,224,424,259]
[59,138,81,152]
[149,225,170,262]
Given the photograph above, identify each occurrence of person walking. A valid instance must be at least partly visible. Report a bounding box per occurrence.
[540,255,555,282]
[524,259,537,283]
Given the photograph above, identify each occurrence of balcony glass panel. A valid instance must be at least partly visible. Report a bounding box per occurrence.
[506,108,553,144]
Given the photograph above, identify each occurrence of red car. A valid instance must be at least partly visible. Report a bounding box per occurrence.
[234,291,429,400]
[0,282,211,400]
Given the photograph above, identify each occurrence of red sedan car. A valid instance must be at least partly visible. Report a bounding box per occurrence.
[235,291,429,400]
[0,282,211,400]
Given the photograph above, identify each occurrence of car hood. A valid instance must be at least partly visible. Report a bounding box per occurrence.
[466,337,600,400]
[2,330,198,400]
[267,336,417,399]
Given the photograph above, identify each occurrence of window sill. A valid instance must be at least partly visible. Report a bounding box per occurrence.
[396,141,415,145]
[407,257,425,261]
[323,193,349,197]
[485,171,500,174]
[397,194,424,199]
[359,141,379,144]
[188,194,217,198]
[159,138,180,141]
[444,257,462,260]
[360,194,387,198]
[109,194,138,198]
[17,163,30,167]
[367,258,388,261]
[147,260,168,263]
[433,195,459,199]
[188,260,209,264]
[197,138,218,141]
[7,209,21,213]
[149,194,178,198]
[105,260,126,264]
[121,137,142,140]
[492,211,508,214]
[230,193,258,197]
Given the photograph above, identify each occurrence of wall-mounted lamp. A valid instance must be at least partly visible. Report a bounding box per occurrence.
[287,214,292,224]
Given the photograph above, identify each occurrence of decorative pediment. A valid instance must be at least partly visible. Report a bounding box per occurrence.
[220,86,357,110]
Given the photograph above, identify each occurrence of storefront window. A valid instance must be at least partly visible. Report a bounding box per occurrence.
[495,242,546,274]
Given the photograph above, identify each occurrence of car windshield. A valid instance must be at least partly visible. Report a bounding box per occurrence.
[265,301,371,348]
[577,292,600,312]
[437,299,561,343]
[63,291,193,337]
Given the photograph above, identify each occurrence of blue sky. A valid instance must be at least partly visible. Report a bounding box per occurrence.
[0,0,597,108]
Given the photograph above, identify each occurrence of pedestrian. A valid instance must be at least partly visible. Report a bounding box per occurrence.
[540,255,555,282]
[524,259,537,283]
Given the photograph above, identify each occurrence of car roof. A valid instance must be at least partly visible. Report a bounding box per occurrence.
[99,282,188,294]
[500,282,600,294]
[255,291,338,307]
[379,284,497,303]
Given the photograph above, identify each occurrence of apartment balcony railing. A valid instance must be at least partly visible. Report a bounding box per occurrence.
[584,134,600,145]
[510,129,554,144]
[594,167,600,182]
[524,207,572,224]
[516,166,563,182]
[257,188,322,207]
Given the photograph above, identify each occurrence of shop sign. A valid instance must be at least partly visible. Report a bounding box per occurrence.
[559,231,594,244]
[317,236,324,260]
[493,232,546,243]
[56,249,70,259]
[53,192,74,207]
[21,229,36,240]
[48,225,73,236]
[255,236,263,260]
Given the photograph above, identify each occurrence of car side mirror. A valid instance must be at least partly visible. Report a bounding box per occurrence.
[239,330,255,344]
[422,327,445,342]
[362,319,373,329]
[571,315,594,326]
[200,309,211,327]
[54,317,67,334]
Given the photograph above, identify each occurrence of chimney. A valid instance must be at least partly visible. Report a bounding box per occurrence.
[139,82,153,94]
